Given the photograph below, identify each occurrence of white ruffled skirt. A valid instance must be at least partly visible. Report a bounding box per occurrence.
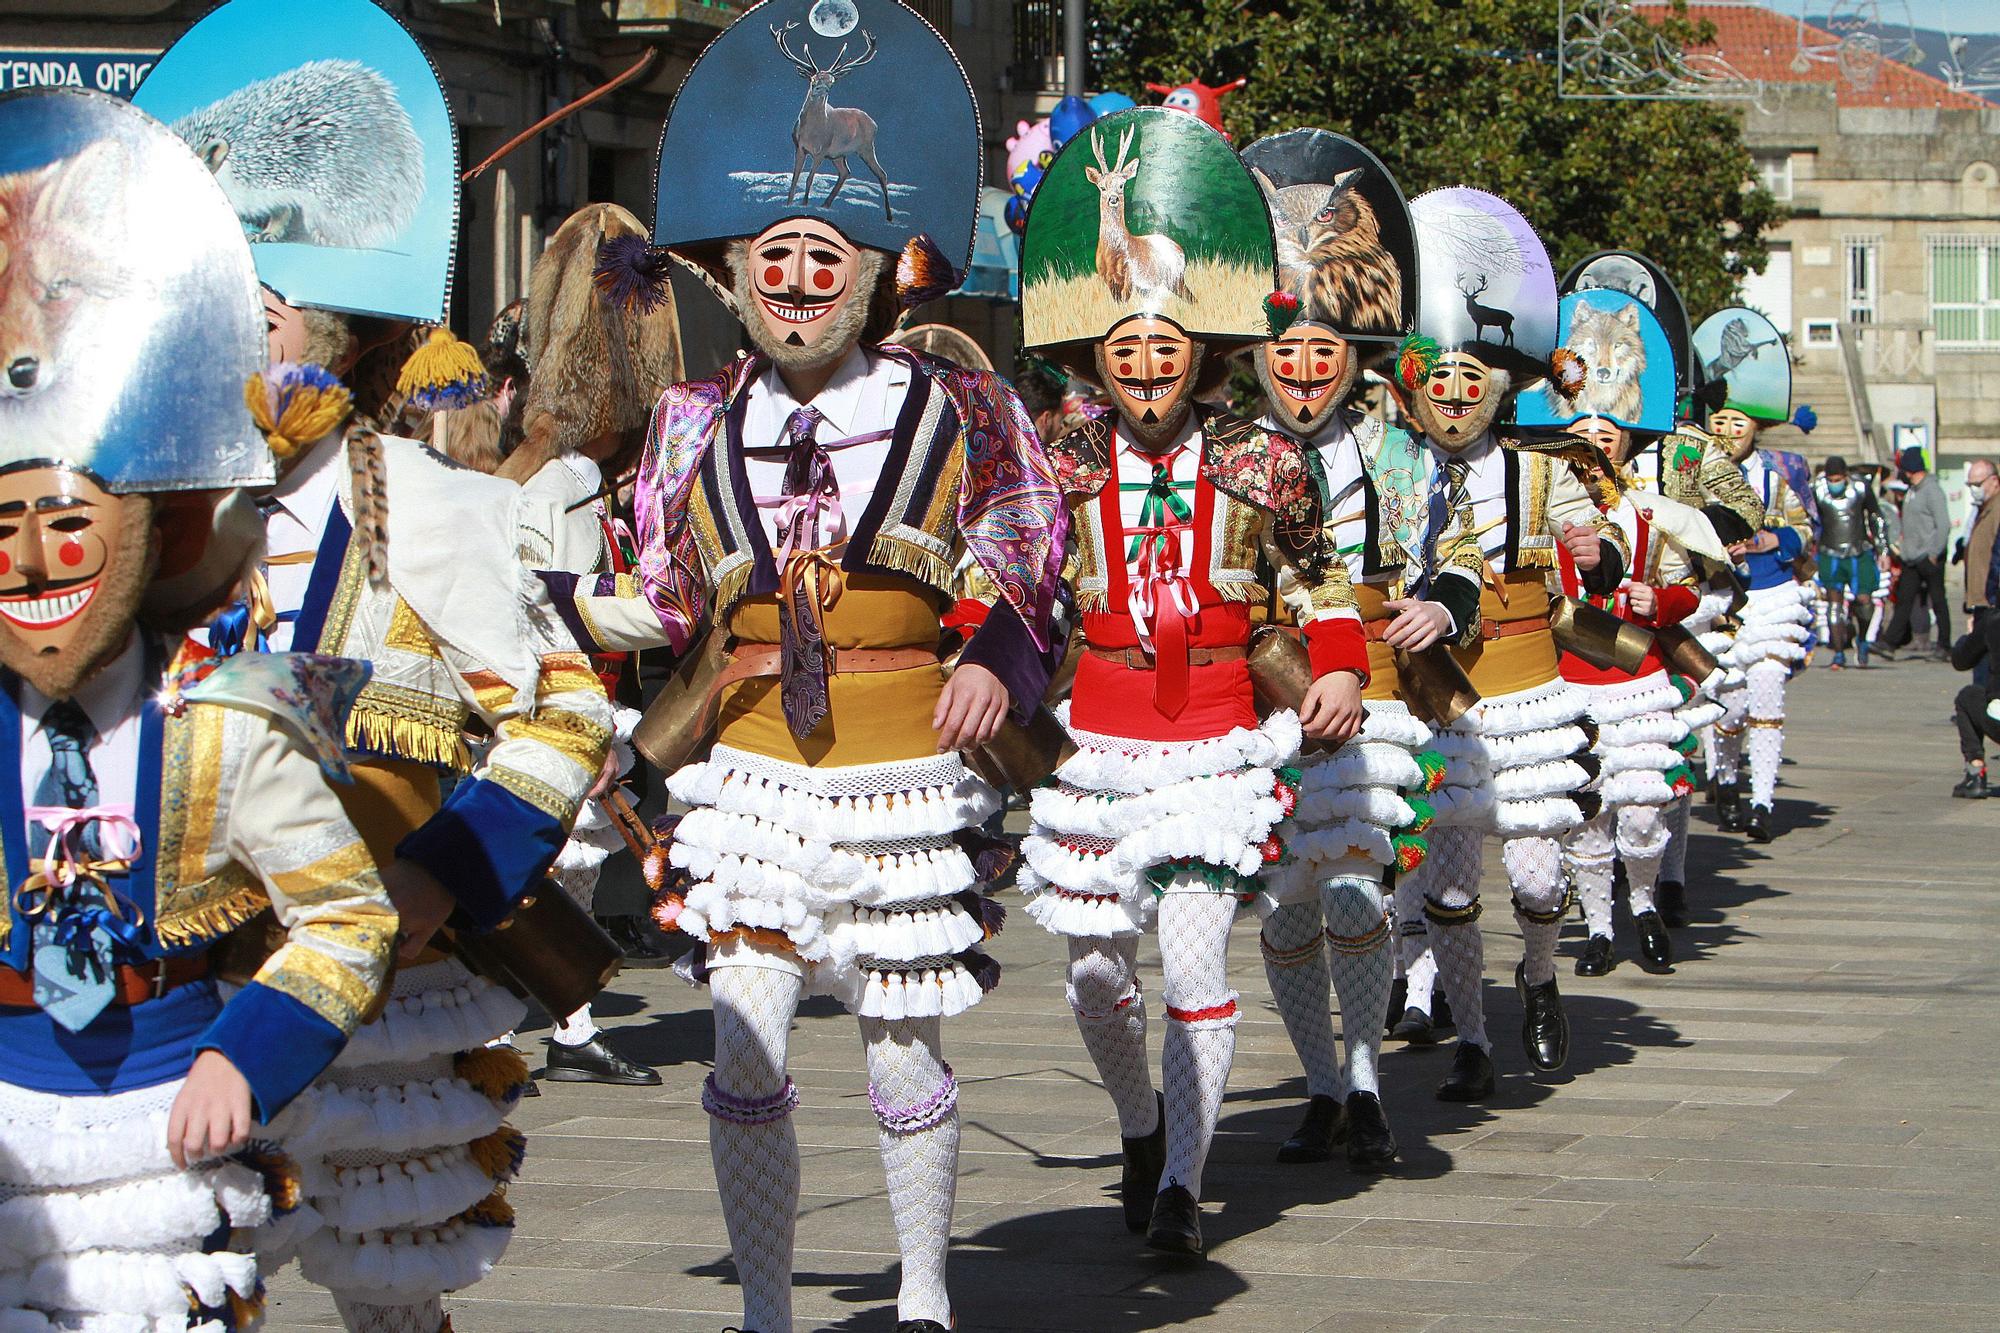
[0,1076,286,1330]
[1572,670,1693,809]
[268,957,527,1305]
[1258,700,1434,912]
[1724,580,1814,669]
[1019,705,1302,938]
[666,744,1003,1019]
[1446,677,1594,838]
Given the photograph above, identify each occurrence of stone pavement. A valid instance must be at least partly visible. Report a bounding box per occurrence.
[270,654,2000,1331]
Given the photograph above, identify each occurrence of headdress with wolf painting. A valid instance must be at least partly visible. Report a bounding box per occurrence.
[1516,290,1677,436]
[1020,106,1275,355]
[1240,128,1416,344]
[1563,249,1697,398]
[134,0,460,325]
[652,0,981,279]
[0,89,267,493]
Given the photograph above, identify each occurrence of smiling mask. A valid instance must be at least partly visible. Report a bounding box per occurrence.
[728,217,884,373]
[1093,314,1203,448]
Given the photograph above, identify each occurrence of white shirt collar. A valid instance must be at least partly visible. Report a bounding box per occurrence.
[1115,411,1200,464]
[265,429,346,533]
[751,344,877,445]
[21,631,145,738]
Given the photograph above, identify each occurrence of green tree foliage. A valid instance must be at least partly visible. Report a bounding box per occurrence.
[1089,0,1785,318]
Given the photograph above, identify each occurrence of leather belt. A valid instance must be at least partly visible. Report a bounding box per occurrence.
[1087,644,1247,671]
[0,954,210,1009]
[1481,616,1552,641]
[725,642,938,688]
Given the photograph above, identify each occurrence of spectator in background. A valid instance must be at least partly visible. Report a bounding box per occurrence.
[1879,447,1952,661]
[1950,458,2000,796]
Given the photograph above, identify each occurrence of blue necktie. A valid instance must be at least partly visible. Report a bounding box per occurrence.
[30,699,117,1032]
[1412,458,1468,599]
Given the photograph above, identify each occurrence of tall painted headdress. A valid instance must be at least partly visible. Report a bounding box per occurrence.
[1405,187,1559,383]
[0,89,267,493]
[653,0,982,280]
[1239,128,1417,344]
[1563,249,1696,399]
[134,0,461,325]
[1020,105,1275,356]
[1517,290,1679,437]
[1691,306,1792,425]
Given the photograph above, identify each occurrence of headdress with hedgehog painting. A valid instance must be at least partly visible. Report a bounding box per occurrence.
[496,204,686,485]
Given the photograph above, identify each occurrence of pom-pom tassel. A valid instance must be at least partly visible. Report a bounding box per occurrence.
[1396,334,1441,392]
[1550,346,1588,397]
[468,1126,528,1183]
[896,232,959,310]
[396,328,491,412]
[955,887,1008,939]
[345,425,391,587]
[593,235,675,314]
[456,1044,532,1104]
[1264,290,1301,338]
[462,1189,517,1229]
[236,1143,304,1217]
[245,362,353,460]
[957,947,1002,995]
[1792,404,1818,433]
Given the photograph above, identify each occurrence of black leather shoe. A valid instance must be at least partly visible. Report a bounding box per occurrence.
[1516,962,1569,1073]
[1121,1092,1167,1233]
[605,914,674,968]
[1715,782,1745,831]
[1388,1006,1438,1044]
[1655,880,1687,928]
[896,1322,951,1333]
[1436,1041,1495,1101]
[1635,910,1673,972]
[1146,1181,1203,1256]
[1343,1090,1398,1171]
[1953,771,1989,799]
[543,1036,663,1086]
[1382,976,1407,1037]
[1276,1093,1347,1163]
[1743,803,1774,843]
[1574,934,1615,977]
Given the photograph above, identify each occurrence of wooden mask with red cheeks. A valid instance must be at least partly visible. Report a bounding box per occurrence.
[0,465,155,699]
[1093,314,1200,445]
[1409,351,1508,453]
[730,217,879,370]
[1708,408,1760,461]
[1566,414,1631,465]
[1257,324,1356,433]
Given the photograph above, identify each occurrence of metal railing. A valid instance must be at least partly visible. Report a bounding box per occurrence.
[1013,0,1065,89]
[1835,321,1936,464]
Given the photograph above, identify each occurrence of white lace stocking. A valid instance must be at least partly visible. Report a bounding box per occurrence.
[1745,659,1788,807]
[708,965,803,1333]
[1660,792,1692,885]
[1157,889,1239,1202]
[335,1297,446,1333]
[1260,900,1341,1099]
[1566,812,1617,939]
[861,1016,957,1327]
[1392,874,1436,1012]
[1066,936,1158,1137]
[1503,835,1567,986]
[1321,876,1390,1098]
[1419,825,1489,1051]
[1712,686,1747,784]
[1616,803,1669,916]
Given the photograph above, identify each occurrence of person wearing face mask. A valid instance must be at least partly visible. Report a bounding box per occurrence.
[541,6,1067,1328]
[1690,308,1816,843]
[136,6,618,1330]
[1519,291,1727,976]
[1950,458,2000,796]
[1236,129,1484,1171]
[1017,108,1367,1256]
[1388,189,1628,1101]
[1812,457,1888,669]
[1879,446,1954,661]
[0,90,400,1332]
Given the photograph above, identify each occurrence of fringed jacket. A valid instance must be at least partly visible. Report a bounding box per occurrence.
[545,346,1070,716]
[0,648,395,1119]
[1627,423,1765,546]
[1415,434,1631,595]
[277,431,613,929]
[1047,406,1369,680]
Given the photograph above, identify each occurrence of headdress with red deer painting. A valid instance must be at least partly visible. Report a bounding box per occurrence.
[1085,124,1190,304]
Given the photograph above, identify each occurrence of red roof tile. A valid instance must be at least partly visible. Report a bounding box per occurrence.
[1631,3,1993,109]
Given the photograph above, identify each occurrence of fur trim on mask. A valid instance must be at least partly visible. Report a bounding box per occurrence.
[503,204,685,483]
[727,239,886,375]
[1093,341,1206,448]
[1253,331,1359,435]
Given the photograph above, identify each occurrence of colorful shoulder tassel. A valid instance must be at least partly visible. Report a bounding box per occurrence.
[396,328,491,412]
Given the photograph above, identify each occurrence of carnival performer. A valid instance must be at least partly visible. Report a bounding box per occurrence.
[500,201,687,1087]
[138,6,617,1330]
[1564,252,1762,927]
[1240,129,1482,1171]
[0,89,397,1331]
[1811,456,1888,670]
[1015,108,1366,1254]
[537,5,1067,1328]
[1519,290,1728,975]
[1390,189,1626,1101]
[1691,307,1815,843]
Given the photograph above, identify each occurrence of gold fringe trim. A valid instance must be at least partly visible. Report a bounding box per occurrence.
[346,704,473,773]
[867,534,955,599]
[154,874,270,951]
[1211,580,1267,604]
[714,561,756,628]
